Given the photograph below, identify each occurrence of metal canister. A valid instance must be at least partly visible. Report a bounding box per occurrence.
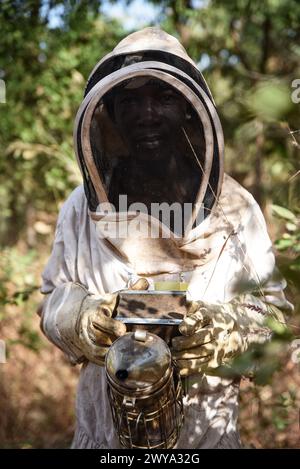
[105,330,184,449]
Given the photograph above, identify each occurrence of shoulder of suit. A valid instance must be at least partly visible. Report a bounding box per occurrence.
[66,184,86,206]
[214,173,261,228]
[220,173,257,208]
[57,185,87,221]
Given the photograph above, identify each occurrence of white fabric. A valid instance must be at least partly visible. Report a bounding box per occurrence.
[41,174,291,449]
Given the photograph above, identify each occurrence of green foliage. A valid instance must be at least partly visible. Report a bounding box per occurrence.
[0,1,124,245]
[8,325,42,353]
[271,205,300,291]
[0,248,39,308]
[272,205,297,222]
[271,389,297,431]
[0,246,42,353]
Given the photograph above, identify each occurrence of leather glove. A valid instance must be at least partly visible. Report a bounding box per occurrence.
[76,278,149,364]
[171,294,284,377]
[41,283,126,366]
[128,277,150,290]
[75,293,126,366]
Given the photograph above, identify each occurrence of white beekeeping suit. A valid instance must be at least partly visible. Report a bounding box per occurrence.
[40,27,292,449]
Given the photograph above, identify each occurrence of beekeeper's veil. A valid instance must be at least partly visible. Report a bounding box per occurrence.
[74,28,224,276]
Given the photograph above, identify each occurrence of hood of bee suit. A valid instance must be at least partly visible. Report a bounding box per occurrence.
[74,27,225,276]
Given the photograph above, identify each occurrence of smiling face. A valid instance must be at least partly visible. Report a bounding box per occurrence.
[112,79,188,158]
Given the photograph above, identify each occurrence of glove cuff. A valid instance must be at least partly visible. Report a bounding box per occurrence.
[227,293,274,325]
[42,282,90,364]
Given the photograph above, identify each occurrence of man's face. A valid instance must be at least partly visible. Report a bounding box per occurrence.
[113,79,188,156]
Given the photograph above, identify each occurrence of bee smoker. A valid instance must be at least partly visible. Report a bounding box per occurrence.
[105,330,184,449]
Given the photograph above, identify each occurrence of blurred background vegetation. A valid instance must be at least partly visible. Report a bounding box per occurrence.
[0,0,299,448]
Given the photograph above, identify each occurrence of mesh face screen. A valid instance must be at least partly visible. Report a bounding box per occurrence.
[76,55,222,235]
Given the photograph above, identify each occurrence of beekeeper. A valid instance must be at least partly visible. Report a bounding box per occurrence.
[39,27,292,449]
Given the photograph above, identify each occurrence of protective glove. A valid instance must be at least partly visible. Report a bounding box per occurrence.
[128,277,150,290]
[171,294,284,377]
[76,278,149,364]
[75,293,126,366]
[41,283,126,366]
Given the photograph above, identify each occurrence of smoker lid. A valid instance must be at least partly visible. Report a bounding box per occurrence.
[105,331,172,391]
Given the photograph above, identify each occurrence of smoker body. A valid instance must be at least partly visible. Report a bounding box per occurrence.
[105,330,184,449]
